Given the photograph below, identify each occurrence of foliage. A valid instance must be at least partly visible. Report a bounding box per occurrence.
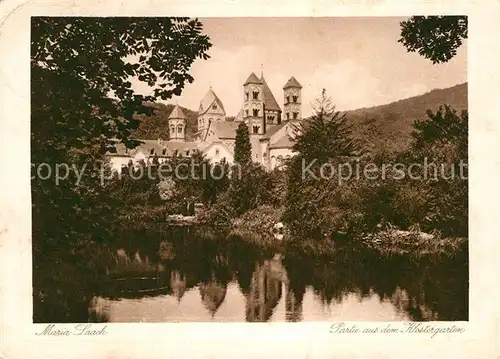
[284,89,365,238]
[293,89,365,162]
[399,16,467,64]
[32,17,211,250]
[234,122,252,165]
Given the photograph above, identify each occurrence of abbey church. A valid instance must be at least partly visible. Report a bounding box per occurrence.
[107,72,304,172]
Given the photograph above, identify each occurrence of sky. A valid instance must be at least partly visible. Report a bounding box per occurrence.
[133,17,467,117]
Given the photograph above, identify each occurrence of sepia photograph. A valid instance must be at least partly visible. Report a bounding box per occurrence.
[30,16,468,324]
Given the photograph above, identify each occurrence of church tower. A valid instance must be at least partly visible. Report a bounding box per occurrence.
[243,72,265,135]
[283,76,302,121]
[197,86,226,142]
[168,104,187,142]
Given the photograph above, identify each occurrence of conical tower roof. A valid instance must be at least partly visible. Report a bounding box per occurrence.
[283,76,302,89]
[260,74,281,111]
[169,104,187,120]
[199,88,226,115]
[244,72,262,86]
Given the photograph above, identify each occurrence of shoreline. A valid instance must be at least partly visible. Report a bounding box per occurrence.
[223,205,468,260]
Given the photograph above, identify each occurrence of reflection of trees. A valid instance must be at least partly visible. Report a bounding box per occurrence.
[283,249,468,322]
[245,255,296,322]
[35,225,467,322]
[170,270,187,302]
[199,279,227,317]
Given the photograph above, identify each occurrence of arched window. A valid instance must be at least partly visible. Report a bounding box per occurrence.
[212,104,217,110]
[177,125,183,134]
[277,155,283,168]
[170,125,175,137]
[252,91,259,100]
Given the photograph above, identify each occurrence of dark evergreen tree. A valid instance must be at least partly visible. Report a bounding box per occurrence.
[234,122,252,165]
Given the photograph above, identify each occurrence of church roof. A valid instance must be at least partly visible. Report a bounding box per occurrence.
[261,75,281,111]
[235,108,244,122]
[212,121,240,140]
[283,76,302,89]
[199,88,226,115]
[106,139,196,157]
[244,72,262,85]
[269,135,295,150]
[169,104,187,120]
[259,122,287,140]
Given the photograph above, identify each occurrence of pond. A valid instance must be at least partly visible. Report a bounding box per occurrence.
[33,227,468,323]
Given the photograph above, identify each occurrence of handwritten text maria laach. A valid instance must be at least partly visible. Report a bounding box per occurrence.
[36,324,108,336]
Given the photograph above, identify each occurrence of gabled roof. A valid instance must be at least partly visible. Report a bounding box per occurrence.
[214,121,240,139]
[169,104,187,120]
[259,122,287,140]
[261,75,281,111]
[269,135,295,149]
[283,76,302,89]
[235,108,244,122]
[244,72,262,85]
[199,88,226,115]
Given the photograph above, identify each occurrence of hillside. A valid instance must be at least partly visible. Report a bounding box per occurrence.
[344,82,468,153]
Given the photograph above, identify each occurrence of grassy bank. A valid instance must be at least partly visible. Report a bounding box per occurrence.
[227,205,468,260]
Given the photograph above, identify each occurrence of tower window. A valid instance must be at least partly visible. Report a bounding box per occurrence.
[170,125,175,136]
[293,95,298,103]
[293,112,298,119]
[268,115,274,123]
[150,148,155,155]
[245,92,249,101]
[253,109,259,117]
[252,91,259,100]
[286,112,290,120]
[253,126,259,134]
[286,96,290,103]
[245,109,249,116]
[177,125,182,134]
[162,148,167,155]
[212,104,217,110]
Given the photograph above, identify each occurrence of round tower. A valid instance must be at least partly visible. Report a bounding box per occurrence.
[283,77,302,121]
[243,72,265,135]
[168,104,187,142]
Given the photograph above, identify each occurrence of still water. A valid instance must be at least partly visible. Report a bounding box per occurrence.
[33,227,468,323]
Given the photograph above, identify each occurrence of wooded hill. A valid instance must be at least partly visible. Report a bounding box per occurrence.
[344,82,467,153]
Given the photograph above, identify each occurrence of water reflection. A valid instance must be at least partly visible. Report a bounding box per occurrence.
[33,228,468,323]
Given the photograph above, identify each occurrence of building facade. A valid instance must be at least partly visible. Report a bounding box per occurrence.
[106,72,303,172]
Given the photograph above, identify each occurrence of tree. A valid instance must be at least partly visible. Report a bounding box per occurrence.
[399,16,467,64]
[283,89,365,238]
[31,17,211,249]
[234,122,252,165]
[293,89,364,163]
